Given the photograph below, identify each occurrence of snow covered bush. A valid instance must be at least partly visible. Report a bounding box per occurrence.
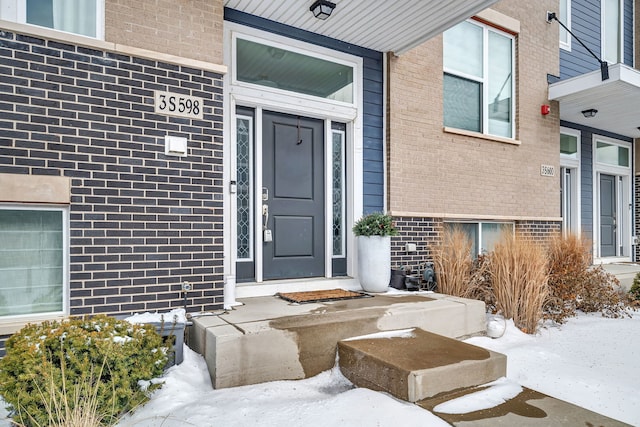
[0,315,169,427]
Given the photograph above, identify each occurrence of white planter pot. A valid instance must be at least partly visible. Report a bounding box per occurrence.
[357,236,391,293]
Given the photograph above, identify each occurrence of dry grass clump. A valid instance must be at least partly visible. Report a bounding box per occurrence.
[433,230,633,334]
[489,232,548,334]
[432,226,473,297]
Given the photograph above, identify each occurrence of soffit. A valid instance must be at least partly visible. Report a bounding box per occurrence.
[224,0,500,55]
[549,63,640,139]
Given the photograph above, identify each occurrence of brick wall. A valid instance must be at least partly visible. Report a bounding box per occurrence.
[387,0,560,220]
[515,220,562,244]
[390,217,561,287]
[0,28,224,352]
[105,0,224,64]
[391,216,443,278]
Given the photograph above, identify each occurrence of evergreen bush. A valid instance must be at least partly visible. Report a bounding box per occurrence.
[0,315,169,427]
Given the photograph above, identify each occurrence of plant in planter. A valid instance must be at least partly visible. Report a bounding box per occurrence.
[353,212,398,292]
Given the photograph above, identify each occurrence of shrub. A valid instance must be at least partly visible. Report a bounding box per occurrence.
[465,254,495,311]
[630,272,640,302]
[352,212,398,236]
[432,226,473,297]
[545,234,631,323]
[489,233,548,334]
[0,315,169,427]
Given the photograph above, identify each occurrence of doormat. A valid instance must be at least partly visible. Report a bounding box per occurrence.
[276,288,372,304]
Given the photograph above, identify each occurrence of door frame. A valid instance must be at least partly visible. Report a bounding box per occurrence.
[560,127,581,237]
[592,135,632,262]
[223,22,364,294]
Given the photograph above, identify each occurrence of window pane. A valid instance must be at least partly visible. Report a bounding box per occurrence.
[603,0,621,64]
[618,146,629,167]
[481,223,511,253]
[332,130,345,257]
[27,0,97,38]
[0,210,64,317]
[443,21,483,78]
[237,38,354,103]
[488,32,513,138]
[597,141,629,166]
[444,74,481,132]
[560,133,578,157]
[559,0,570,45]
[457,223,479,257]
[236,117,252,260]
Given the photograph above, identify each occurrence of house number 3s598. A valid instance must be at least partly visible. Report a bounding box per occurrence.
[154,91,204,119]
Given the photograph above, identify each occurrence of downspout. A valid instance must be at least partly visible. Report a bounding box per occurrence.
[383,51,389,213]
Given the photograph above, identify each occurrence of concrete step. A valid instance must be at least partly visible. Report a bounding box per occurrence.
[338,328,506,403]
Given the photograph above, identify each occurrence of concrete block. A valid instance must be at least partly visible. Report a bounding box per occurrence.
[338,328,506,402]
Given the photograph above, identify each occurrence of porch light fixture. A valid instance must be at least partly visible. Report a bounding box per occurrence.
[582,108,598,118]
[310,0,336,20]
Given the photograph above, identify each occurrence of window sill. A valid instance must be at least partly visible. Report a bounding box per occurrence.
[443,127,521,146]
[0,19,227,74]
[0,314,66,336]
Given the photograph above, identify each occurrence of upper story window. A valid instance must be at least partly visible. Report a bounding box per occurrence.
[559,0,571,50]
[443,20,515,139]
[0,0,104,39]
[602,0,623,64]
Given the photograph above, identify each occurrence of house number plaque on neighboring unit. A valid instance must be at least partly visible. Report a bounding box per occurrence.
[540,164,556,177]
[154,91,204,119]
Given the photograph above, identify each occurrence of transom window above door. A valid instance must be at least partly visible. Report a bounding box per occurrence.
[596,141,629,167]
[443,20,515,139]
[235,37,354,104]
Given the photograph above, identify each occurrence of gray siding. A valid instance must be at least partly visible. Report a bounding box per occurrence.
[559,0,634,79]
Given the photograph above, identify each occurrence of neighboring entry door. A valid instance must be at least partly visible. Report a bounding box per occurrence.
[262,111,325,279]
[600,174,617,257]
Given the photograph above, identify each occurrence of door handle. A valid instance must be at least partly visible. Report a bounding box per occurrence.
[262,204,272,242]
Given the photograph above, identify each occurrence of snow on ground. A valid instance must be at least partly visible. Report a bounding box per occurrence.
[1,311,639,426]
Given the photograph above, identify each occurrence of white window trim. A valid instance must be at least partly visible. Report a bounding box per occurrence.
[560,127,582,237]
[601,0,624,65]
[443,19,516,140]
[559,0,572,51]
[0,203,69,324]
[592,134,632,262]
[0,0,105,40]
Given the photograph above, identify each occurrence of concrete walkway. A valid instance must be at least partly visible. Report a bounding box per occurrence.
[419,384,631,426]
[601,262,640,291]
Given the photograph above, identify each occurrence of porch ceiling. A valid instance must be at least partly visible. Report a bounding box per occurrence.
[224,0,499,55]
[548,63,640,139]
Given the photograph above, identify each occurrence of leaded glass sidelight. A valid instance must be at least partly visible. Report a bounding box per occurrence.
[332,129,345,257]
[236,116,253,260]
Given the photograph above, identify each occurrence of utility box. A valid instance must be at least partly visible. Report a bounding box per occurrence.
[148,321,185,366]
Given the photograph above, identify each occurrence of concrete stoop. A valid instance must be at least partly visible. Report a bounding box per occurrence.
[189,293,487,389]
[337,328,506,402]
